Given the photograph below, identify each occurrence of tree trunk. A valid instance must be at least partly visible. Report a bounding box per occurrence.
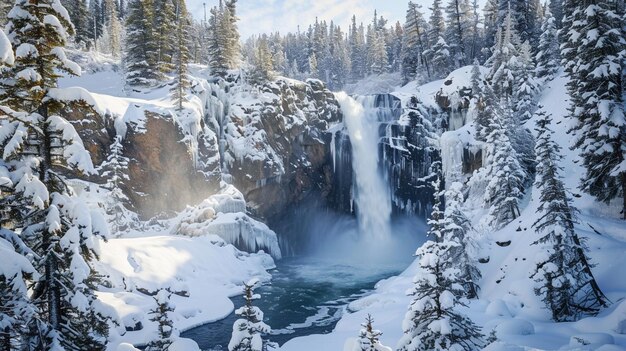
[622,172,626,220]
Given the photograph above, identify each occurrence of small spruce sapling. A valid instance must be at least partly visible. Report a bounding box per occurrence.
[228,279,276,351]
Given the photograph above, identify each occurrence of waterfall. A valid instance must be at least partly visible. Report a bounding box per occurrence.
[334,92,392,239]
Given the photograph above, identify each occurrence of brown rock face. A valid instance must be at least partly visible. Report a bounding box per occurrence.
[62,101,113,171]
[225,78,341,220]
[123,112,218,218]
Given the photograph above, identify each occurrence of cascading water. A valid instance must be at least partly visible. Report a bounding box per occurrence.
[334,92,392,239]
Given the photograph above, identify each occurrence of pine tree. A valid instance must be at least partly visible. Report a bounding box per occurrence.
[62,0,91,47]
[531,110,609,321]
[170,0,190,111]
[487,9,520,99]
[563,0,626,218]
[470,58,482,99]
[228,279,275,351]
[442,182,481,299]
[208,0,240,78]
[402,2,431,83]
[513,41,539,124]
[482,116,525,228]
[429,37,452,79]
[98,135,136,234]
[125,0,162,87]
[249,35,275,85]
[370,29,388,75]
[349,15,367,82]
[352,314,392,351]
[548,0,564,29]
[154,0,176,74]
[308,52,318,79]
[0,0,109,348]
[398,178,484,351]
[146,289,177,351]
[535,9,560,80]
[89,0,103,48]
[445,0,471,67]
[0,230,38,351]
[101,0,123,56]
[429,0,446,47]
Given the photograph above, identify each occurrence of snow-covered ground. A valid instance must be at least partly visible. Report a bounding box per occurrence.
[278,71,626,351]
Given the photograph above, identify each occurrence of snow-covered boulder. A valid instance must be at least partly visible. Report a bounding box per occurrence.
[115,343,140,351]
[171,184,281,259]
[169,337,201,351]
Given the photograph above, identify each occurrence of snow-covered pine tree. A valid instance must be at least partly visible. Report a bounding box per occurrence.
[513,41,539,124]
[429,0,446,47]
[474,80,499,143]
[482,116,525,228]
[445,0,471,67]
[470,58,482,100]
[487,9,520,99]
[0,229,38,350]
[170,0,190,111]
[89,0,104,48]
[208,0,240,78]
[563,0,626,219]
[62,0,91,47]
[98,0,123,56]
[531,110,609,321]
[429,36,452,79]
[154,0,176,74]
[308,53,318,79]
[352,314,392,351]
[370,28,388,75]
[398,177,484,351]
[98,135,136,234]
[249,35,275,85]
[349,15,367,82]
[146,289,177,351]
[328,25,350,90]
[228,279,275,351]
[125,0,162,87]
[0,0,110,347]
[548,0,563,29]
[535,9,559,80]
[442,182,481,299]
[401,2,431,83]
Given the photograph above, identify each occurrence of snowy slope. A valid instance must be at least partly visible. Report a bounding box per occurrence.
[279,71,626,351]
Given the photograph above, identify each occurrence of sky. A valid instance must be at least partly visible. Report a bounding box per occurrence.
[185,0,415,39]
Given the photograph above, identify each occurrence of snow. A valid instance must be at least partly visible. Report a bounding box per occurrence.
[15,43,37,59]
[170,184,281,259]
[95,233,275,348]
[0,237,36,282]
[0,30,13,65]
[168,338,201,351]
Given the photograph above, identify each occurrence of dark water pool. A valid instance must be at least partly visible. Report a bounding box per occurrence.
[181,256,406,350]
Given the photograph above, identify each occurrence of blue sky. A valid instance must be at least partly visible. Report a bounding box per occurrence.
[185,0,416,39]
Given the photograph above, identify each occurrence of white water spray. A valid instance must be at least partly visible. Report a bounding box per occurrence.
[335,92,392,239]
